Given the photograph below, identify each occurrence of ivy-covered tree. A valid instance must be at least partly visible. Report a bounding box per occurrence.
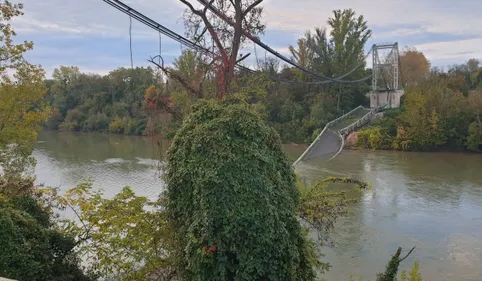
[164,100,318,281]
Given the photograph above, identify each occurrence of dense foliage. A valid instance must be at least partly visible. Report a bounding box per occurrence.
[163,100,318,281]
[44,9,372,144]
[55,183,176,280]
[0,2,89,279]
[356,74,482,152]
[44,66,157,136]
[0,0,50,186]
[0,193,90,281]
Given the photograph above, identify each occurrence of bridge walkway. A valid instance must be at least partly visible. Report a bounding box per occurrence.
[292,105,384,166]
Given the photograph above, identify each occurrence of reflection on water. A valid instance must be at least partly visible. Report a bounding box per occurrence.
[35,132,482,281]
[34,131,166,200]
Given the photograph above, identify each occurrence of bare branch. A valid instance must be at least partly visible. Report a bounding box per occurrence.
[400,246,416,262]
[194,26,208,43]
[243,0,263,17]
[236,53,251,64]
[203,0,215,14]
[148,56,202,98]
[179,0,202,16]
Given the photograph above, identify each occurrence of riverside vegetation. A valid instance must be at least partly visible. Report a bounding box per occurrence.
[355,76,482,152]
[3,0,474,280]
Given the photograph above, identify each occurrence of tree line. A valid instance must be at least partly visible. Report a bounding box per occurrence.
[43,27,482,153]
[43,8,375,144]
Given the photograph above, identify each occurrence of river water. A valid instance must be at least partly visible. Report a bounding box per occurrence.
[34,131,482,281]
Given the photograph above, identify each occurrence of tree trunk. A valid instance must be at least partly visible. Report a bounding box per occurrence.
[221,0,243,98]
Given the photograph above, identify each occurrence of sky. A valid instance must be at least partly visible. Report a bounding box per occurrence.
[12,0,482,78]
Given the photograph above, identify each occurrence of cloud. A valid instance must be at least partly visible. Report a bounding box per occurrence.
[11,0,482,77]
[415,37,482,65]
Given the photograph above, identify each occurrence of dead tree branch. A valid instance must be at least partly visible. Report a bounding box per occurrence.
[148,56,202,98]
[236,53,251,64]
[400,246,416,262]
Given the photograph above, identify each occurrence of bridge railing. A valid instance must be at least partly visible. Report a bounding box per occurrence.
[293,105,387,166]
[338,105,384,136]
[292,105,364,166]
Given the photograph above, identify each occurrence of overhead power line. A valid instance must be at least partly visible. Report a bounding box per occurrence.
[102,0,371,86]
[195,0,372,83]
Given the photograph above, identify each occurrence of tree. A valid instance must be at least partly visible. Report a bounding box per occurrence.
[467,58,480,73]
[306,9,371,110]
[55,183,176,281]
[0,192,90,281]
[327,9,371,109]
[399,46,430,86]
[178,0,266,98]
[169,50,215,114]
[45,66,157,136]
[289,36,314,81]
[164,100,318,281]
[0,0,50,190]
[467,91,482,151]
[327,9,371,74]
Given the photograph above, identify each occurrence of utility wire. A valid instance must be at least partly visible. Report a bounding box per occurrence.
[196,0,371,84]
[103,0,371,86]
[129,16,134,70]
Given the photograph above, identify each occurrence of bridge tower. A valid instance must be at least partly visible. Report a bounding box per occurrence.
[369,43,404,109]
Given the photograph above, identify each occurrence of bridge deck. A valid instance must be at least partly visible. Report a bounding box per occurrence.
[293,106,382,166]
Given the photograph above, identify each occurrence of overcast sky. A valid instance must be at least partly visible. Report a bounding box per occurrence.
[12,0,482,77]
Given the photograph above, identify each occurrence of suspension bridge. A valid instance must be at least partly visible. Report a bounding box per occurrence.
[101,0,403,167]
[293,43,402,166]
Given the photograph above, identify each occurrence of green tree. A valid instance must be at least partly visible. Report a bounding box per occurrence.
[466,91,482,151]
[0,0,50,190]
[164,100,318,281]
[326,9,371,109]
[56,183,176,281]
[46,66,156,135]
[289,36,314,81]
[0,192,90,281]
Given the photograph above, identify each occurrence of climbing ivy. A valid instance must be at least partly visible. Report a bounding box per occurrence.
[163,100,318,281]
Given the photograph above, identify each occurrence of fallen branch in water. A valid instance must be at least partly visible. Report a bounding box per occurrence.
[321,176,371,190]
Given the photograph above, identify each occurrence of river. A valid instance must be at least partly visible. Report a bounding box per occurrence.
[34,131,482,281]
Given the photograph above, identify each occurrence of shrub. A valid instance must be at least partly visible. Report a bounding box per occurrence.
[356,127,391,150]
[108,116,125,134]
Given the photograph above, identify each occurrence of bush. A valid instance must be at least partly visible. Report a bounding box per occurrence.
[356,127,391,150]
[164,100,317,281]
[108,116,125,134]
